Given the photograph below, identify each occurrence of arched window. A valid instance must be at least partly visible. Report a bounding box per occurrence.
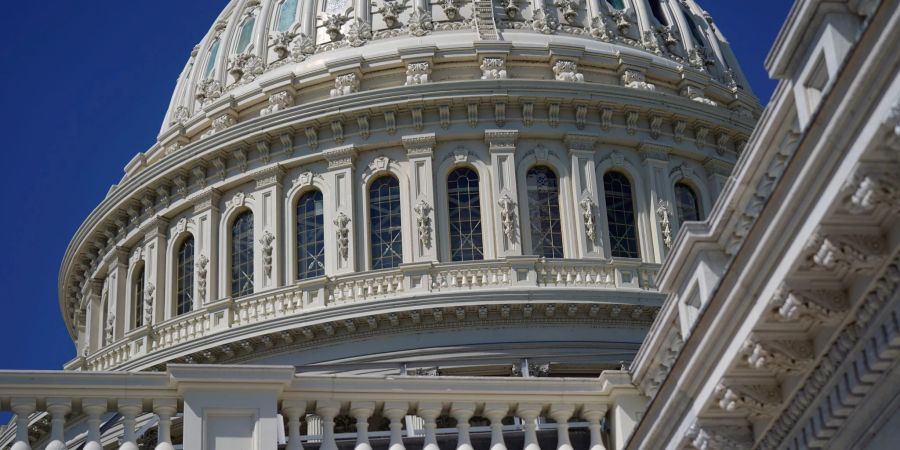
[297,190,325,279]
[370,176,403,270]
[685,13,706,47]
[674,182,702,223]
[605,0,625,10]
[275,0,299,32]
[132,265,145,328]
[176,236,195,315]
[204,40,220,78]
[447,168,484,261]
[231,211,255,297]
[526,166,564,258]
[236,16,256,53]
[648,0,669,25]
[604,171,640,258]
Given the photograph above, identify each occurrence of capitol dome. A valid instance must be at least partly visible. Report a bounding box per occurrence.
[57,0,758,377]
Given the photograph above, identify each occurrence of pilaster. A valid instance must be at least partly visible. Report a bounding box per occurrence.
[566,134,603,258]
[640,144,671,263]
[323,145,358,275]
[485,130,522,257]
[193,188,222,304]
[704,158,732,200]
[403,133,438,263]
[143,216,170,322]
[254,165,286,292]
[107,248,129,342]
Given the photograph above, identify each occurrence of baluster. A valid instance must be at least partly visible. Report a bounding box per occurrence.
[351,401,375,450]
[483,402,509,450]
[118,398,142,450]
[282,400,307,450]
[451,402,475,450]
[154,398,177,450]
[82,398,108,450]
[10,397,35,450]
[582,405,608,450]
[549,405,574,450]
[316,399,341,450]
[517,403,543,450]
[417,402,442,450]
[383,401,409,450]
[45,397,71,450]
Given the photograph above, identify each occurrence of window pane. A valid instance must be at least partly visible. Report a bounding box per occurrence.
[231,212,254,297]
[297,190,325,279]
[237,17,256,53]
[606,0,625,10]
[448,168,484,261]
[204,40,220,78]
[675,182,702,222]
[648,0,669,25]
[370,176,403,270]
[133,267,145,328]
[276,0,298,32]
[177,237,195,315]
[527,166,564,258]
[604,172,640,258]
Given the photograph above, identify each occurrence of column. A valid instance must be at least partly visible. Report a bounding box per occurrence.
[10,397,35,450]
[108,248,129,341]
[384,401,409,450]
[82,398,108,450]
[451,402,476,450]
[517,403,543,450]
[254,165,286,291]
[639,144,671,263]
[144,217,169,322]
[323,145,358,276]
[417,402,442,450]
[630,0,654,33]
[356,0,371,23]
[192,188,222,305]
[118,398,142,450]
[483,403,509,450]
[403,134,439,263]
[485,130,522,257]
[351,401,375,450]
[581,405,609,450]
[666,0,696,52]
[316,399,341,450]
[45,398,71,450]
[566,135,602,258]
[300,0,316,45]
[154,398,177,450]
[549,405,575,450]
[282,400,307,450]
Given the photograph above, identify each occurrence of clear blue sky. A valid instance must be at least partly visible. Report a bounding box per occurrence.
[0,1,792,371]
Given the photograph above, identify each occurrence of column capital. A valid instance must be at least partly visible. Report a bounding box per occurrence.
[323,144,357,169]
[192,188,222,213]
[403,133,437,157]
[142,216,170,240]
[254,164,287,188]
[639,144,671,162]
[565,134,597,152]
[484,129,518,152]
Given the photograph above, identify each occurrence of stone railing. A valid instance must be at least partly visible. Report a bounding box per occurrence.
[72,258,660,371]
[0,365,644,450]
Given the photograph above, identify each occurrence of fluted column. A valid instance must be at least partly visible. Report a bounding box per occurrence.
[153,398,177,450]
[45,398,71,450]
[384,401,409,450]
[582,405,609,450]
[417,402,442,450]
[549,405,575,450]
[10,397,35,450]
[483,403,509,450]
[118,398,142,450]
[351,401,375,450]
[317,400,342,450]
[451,402,475,450]
[517,403,543,450]
[283,400,307,450]
[82,398,108,450]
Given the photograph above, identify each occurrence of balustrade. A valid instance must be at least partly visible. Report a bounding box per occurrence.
[1,366,638,450]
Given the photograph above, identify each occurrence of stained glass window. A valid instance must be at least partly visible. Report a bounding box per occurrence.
[133,266,145,328]
[675,182,702,223]
[606,0,626,10]
[236,16,256,53]
[370,176,403,270]
[204,40,220,77]
[276,0,299,32]
[231,212,254,297]
[448,168,484,261]
[177,236,195,315]
[526,166,564,258]
[604,171,640,258]
[297,190,325,279]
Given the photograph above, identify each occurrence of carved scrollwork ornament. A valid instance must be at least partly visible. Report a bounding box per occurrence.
[407,7,434,36]
[553,0,579,25]
[531,7,560,34]
[498,193,518,242]
[414,200,433,248]
[438,0,463,20]
[259,231,275,278]
[580,193,598,244]
[334,212,351,260]
[656,200,673,249]
[196,254,209,302]
[374,0,408,28]
[319,7,353,41]
[143,283,155,325]
[227,52,266,83]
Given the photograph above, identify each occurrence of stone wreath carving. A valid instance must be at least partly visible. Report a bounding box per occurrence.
[334,212,351,260]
